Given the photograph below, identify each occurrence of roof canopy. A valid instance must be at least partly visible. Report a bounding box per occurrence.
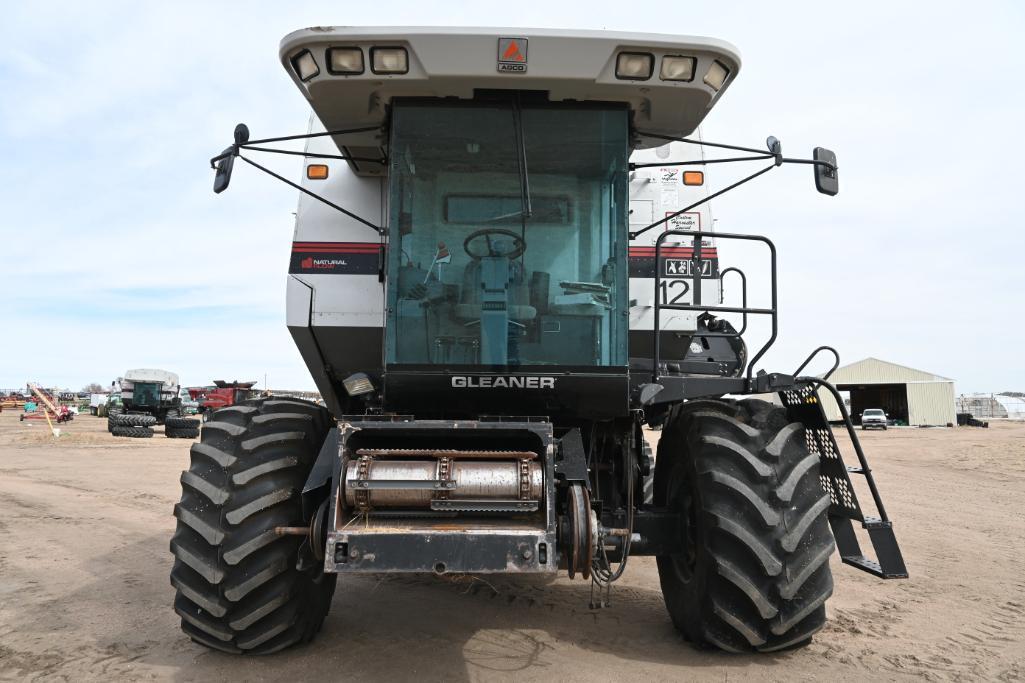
[279,27,741,167]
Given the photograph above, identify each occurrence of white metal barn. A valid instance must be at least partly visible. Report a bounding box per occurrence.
[819,358,956,427]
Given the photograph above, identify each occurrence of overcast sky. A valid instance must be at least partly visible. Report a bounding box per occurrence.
[1,1,1022,393]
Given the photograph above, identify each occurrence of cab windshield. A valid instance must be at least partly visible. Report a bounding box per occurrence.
[385,100,629,368]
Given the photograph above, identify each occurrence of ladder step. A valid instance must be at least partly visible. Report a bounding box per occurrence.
[840,554,884,577]
[830,515,909,579]
[862,516,889,530]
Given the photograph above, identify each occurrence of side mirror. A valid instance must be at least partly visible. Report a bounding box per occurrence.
[212,124,250,194]
[213,148,235,194]
[813,147,839,196]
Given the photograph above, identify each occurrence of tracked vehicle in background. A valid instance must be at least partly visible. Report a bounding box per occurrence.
[171,27,906,655]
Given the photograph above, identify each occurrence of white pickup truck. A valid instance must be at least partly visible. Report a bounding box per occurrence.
[861,408,888,430]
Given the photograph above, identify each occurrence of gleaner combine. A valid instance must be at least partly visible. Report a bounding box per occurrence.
[171,27,907,655]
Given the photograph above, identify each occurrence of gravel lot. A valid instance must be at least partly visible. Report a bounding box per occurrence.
[1,410,1023,681]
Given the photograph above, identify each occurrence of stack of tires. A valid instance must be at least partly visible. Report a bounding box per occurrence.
[166,416,200,439]
[110,413,157,438]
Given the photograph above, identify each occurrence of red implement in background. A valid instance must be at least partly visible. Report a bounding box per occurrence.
[188,380,259,414]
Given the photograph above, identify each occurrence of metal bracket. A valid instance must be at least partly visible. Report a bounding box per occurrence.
[430,499,538,512]
[350,479,457,490]
[554,428,589,484]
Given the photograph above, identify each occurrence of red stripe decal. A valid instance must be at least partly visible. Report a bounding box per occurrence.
[293,242,381,248]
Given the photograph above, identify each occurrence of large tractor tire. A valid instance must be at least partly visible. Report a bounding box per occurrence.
[113,413,157,428]
[167,416,200,430]
[111,425,154,438]
[654,399,834,653]
[166,427,200,439]
[169,397,336,654]
[107,408,122,432]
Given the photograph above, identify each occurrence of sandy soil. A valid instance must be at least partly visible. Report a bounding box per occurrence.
[1,410,1023,682]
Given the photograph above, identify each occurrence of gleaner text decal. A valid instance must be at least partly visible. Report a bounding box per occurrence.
[452,376,555,389]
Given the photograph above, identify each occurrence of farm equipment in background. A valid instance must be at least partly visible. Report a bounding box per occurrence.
[19,383,74,420]
[188,380,260,420]
[19,384,73,436]
[109,369,198,439]
[172,27,907,656]
[89,393,110,416]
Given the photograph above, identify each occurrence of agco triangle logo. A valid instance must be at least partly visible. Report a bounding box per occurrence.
[497,37,528,73]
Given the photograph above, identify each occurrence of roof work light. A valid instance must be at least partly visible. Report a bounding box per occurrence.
[291,49,320,81]
[660,55,696,82]
[328,47,365,74]
[615,52,654,80]
[703,60,730,91]
[371,47,408,74]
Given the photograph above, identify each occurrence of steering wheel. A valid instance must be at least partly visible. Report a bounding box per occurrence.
[463,228,527,260]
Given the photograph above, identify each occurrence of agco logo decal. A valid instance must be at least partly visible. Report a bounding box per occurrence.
[497,37,527,73]
[451,376,554,389]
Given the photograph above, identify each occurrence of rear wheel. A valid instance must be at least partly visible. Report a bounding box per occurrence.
[169,397,336,654]
[655,399,834,653]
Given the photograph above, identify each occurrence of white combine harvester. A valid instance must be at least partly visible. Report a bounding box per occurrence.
[109,368,197,438]
[171,26,906,655]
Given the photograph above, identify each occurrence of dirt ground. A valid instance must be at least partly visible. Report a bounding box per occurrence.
[1,410,1023,682]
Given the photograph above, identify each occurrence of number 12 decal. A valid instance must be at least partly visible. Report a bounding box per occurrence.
[658,279,691,305]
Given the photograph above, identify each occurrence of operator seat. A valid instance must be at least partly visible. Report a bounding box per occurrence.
[455,258,537,322]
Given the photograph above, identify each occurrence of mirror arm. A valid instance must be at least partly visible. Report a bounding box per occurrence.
[236,154,383,235]
[635,130,769,156]
[782,157,838,174]
[244,124,382,146]
[239,145,388,165]
[629,163,776,240]
[630,154,773,169]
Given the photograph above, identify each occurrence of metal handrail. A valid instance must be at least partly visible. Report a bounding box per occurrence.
[794,345,841,380]
[718,267,749,337]
[651,230,777,384]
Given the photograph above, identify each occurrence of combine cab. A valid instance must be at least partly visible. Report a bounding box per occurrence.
[171,27,906,655]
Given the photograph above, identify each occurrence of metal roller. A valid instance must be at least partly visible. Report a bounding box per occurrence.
[344,459,543,509]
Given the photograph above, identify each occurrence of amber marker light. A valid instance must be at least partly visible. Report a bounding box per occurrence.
[307,164,329,180]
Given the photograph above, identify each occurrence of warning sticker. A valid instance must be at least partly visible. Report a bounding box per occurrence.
[660,168,680,183]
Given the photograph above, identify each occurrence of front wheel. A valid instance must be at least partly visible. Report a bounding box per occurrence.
[169,397,336,654]
[655,399,835,653]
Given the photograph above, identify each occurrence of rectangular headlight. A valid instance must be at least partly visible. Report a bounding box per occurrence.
[328,47,364,75]
[342,372,375,397]
[370,47,408,74]
[660,55,696,82]
[291,49,320,82]
[615,52,653,80]
[703,60,730,91]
